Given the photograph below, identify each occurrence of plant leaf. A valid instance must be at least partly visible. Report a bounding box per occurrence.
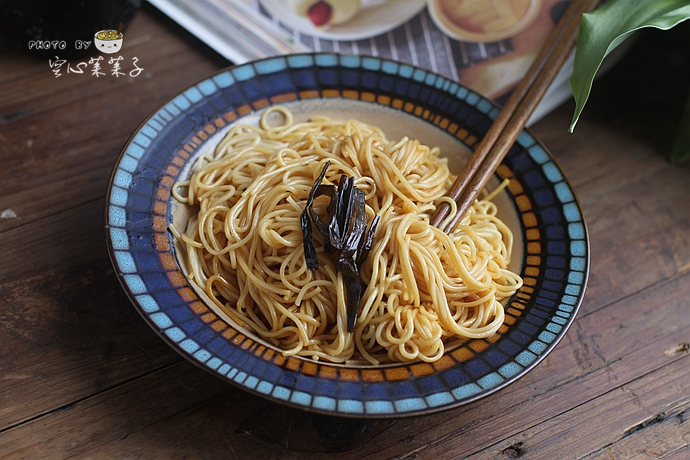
[569,0,690,133]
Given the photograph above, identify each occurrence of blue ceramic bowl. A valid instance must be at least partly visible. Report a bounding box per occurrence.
[105,53,589,418]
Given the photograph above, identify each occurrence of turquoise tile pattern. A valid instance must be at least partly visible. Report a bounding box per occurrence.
[105,53,589,418]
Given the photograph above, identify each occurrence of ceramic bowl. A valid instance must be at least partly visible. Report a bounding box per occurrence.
[105,53,589,418]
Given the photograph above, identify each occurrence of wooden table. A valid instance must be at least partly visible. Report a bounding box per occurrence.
[2,6,689,458]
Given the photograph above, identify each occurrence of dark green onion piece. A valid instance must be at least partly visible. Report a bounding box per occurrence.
[301,162,379,331]
[301,161,331,270]
[309,185,336,254]
[300,210,317,270]
[356,214,380,268]
[337,256,362,332]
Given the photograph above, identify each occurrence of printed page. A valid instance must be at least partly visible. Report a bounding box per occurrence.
[147,0,577,121]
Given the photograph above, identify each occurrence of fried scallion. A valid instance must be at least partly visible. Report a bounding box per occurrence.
[301,162,380,331]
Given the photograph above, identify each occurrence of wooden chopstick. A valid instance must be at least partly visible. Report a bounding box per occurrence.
[430,0,601,233]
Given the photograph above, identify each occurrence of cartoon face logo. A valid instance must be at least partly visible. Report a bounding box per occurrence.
[94,29,123,54]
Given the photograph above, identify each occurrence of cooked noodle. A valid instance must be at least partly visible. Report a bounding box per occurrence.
[171,106,522,365]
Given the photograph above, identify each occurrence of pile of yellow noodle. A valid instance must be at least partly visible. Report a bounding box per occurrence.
[171,106,522,365]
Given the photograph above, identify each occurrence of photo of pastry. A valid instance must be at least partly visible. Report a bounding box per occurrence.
[258,0,427,40]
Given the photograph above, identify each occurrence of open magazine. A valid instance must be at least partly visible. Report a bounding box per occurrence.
[147,0,584,124]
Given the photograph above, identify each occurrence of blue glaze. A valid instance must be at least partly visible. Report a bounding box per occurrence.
[515,350,538,367]
[109,227,128,249]
[394,397,427,412]
[366,400,395,414]
[112,170,132,189]
[113,250,136,273]
[136,294,159,313]
[255,56,287,74]
[178,338,200,354]
[196,79,218,96]
[164,327,185,342]
[451,383,481,400]
[426,392,454,407]
[123,274,147,295]
[477,372,504,390]
[194,349,212,363]
[338,399,364,413]
[313,396,337,411]
[271,385,291,401]
[528,340,548,354]
[287,54,314,68]
[290,391,312,406]
[212,71,235,88]
[256,381,274,395]
[206,357,223,370]
[498,362,523,379]
[232,64,256,81]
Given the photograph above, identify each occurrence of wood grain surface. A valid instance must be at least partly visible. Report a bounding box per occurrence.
[1,5,689,459]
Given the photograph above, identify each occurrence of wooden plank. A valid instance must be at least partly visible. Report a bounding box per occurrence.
[0,256,184,431]
[0,199,107,283]
[0,199,183,430]
[0,361,246,459]
[461,356,690,460]
[589,401,690,460]
[0,41,47,87]
[0,11,223,235]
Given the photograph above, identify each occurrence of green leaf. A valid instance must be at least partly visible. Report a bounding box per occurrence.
[569,0,690,133]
